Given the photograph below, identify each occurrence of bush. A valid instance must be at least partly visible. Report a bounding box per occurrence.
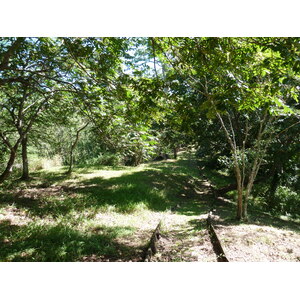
[98,153,121,166]
[274,186,300,217]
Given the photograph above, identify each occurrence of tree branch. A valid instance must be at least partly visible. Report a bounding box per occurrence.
[0,132,13,150]
[0,38,25,70]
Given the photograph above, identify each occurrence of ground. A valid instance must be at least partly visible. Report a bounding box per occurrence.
[210,196,300,261]
[0,152,299,262]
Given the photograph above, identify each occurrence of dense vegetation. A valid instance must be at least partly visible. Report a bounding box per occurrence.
[1,37,299,223]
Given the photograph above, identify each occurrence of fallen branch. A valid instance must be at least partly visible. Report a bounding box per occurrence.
[207,213,229,262]
[143,221,162,262]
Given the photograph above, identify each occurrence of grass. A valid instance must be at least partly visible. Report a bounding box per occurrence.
[199,162,234,190]
[0,151,211,261]
[2,152,299,262]
[0,220,136,262]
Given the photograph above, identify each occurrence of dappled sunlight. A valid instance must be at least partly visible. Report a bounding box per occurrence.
[1,152,298,261]
[0,205,31,226]
[0,155,215,261]
[0,221,141,262]
[150,213,216,262]
[95,210,166,230]
[204,178,300,261]
[1,37,299,263]
[77,169,130,180]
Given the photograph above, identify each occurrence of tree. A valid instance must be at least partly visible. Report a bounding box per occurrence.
[0,38,77,182]
[66,121,90,174]
[0,37,129,181]
[154,37,300,219]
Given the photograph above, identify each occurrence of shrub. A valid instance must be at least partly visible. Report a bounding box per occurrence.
[274,186,300,217]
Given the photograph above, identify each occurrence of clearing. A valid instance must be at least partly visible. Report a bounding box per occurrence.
[0,152,299,262]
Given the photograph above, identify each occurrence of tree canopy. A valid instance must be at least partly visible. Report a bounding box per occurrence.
[0,37,299,220]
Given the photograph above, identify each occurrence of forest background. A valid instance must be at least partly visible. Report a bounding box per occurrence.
[1,1,299,300]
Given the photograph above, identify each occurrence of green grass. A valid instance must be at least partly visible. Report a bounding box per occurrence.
[0,221,135,262]
[201,167,233,189]
[0,152,210,261]
[1,152,299,262]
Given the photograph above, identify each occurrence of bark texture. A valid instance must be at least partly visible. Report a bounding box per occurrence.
[0,146,18,183]
[20,135,29,180]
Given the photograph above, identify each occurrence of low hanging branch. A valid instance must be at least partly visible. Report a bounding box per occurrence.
[66,122,90,174]
[0,132,14,151]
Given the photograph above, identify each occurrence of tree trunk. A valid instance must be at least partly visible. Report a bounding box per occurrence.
[0,147,18,183]
[267,168,280,209]
[236,184,243,220]
[173,147,178,159]
[66,122,89,174]
[216,111,244,220]
[235,165,243,220]
[20,135,29,180]
[242,196,248,220]
[67,146,75,174]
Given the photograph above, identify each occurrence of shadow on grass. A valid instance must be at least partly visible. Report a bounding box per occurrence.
[209,194,300,234]
[0,159,211,218]
[0,156,215,262]
[200,161,300,234]
[0,219,139,262]
[67,159,214,215]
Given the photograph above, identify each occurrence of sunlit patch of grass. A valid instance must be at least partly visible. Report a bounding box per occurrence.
[0,222,137,262]
[76,169,129,180]
[217,169,230,177]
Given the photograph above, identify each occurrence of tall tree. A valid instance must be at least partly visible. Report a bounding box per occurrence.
[0,38,77,182]
[154,37,300,219]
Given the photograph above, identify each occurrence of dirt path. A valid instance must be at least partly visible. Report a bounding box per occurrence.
[80,176,218,262]
[140,164,300,262]
[209,195,300,262]
[145,178,218,262]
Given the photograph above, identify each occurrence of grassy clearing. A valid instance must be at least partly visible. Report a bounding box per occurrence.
[2,152,299,262]
[0,152,213,262]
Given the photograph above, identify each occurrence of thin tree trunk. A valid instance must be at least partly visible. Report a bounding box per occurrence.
[242,112,270,219]
[235,164,243,220]
[20,135,29,180]
[67,150,74,174]
[66,122,89,174]
[242,159,258,219]
[173,147,178,159]
[216,111,244,220]
[0,146,18,183]
[0,89,50,184]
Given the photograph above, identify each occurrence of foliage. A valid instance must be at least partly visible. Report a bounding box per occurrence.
[1,37,299,221]
[273,186,300,217]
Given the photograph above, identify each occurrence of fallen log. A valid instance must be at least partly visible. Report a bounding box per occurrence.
[143,221,162,262]
[207,213,229,262]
